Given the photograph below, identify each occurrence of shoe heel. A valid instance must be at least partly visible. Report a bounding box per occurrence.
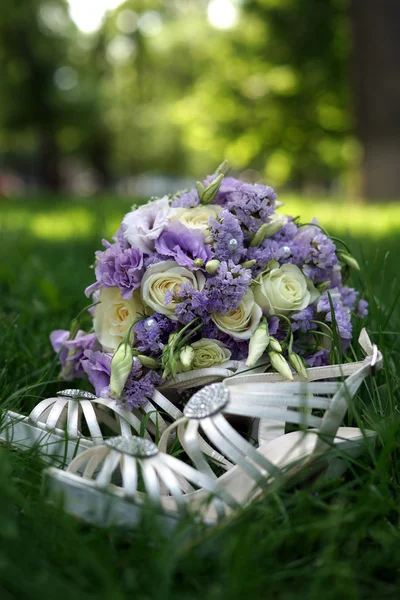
[322,455,355,480]
[321,438,371,481]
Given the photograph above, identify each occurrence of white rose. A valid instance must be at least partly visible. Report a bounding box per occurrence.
[171,205,222,233]
[211,290,262,340]
[122,196,174,254]
[191,339,231,369]
[141,260,205,320]
[94,287,144,351]
[254,263,319,316]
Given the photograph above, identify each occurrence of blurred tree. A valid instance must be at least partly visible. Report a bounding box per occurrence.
[100,0,355,192]
[0,0,111,190]
[1,0,393,199]
[0,0,72,188]
[351,0,400,200]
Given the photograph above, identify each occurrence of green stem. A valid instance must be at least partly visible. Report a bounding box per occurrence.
[179,323,203,348]
[273,313,293,345]
[68,302,99,340]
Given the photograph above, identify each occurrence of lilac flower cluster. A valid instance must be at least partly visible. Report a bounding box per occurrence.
[221,181,277,233]
[85,239,143,299]
[51,171,368,405]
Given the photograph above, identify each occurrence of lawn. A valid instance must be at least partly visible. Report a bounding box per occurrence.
[0,196,399,599]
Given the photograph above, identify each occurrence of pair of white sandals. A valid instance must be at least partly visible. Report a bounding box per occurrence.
[2,329,382,526]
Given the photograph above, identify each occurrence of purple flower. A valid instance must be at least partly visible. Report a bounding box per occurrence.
[209,210,244,263]
[305,349,330,367]
[317,291,352,341]
[246,239,281,275]
[338,285,358,310]
[171,189,200,208]
[113,224,130,249]
[85,240,144,299]
[216,180,277,232]
[205,261,252,313]
[172,283,210,324]
[330,265,343,288]
[122,196,174,254]
[268,317,280,336]
[155,222,212,269]
[243,220,300,276]
[122,369,162,410]
[50,329,98,380]
[81,349,112,396]
[289,224,338,284]
[356,299,368,318]
[133,313,176,355]
[311,234,337,270]
[214,177,243,204]
[291,306,317,333]
[218,334,249,360]
[143,252,169,268]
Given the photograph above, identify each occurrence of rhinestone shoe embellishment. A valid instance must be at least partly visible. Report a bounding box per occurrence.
[184,383,230,420]
[105,436,159,458]
[57,389,97,400]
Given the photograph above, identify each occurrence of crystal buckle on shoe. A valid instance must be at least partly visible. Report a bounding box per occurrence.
[184,383,230,419]
[56,389,97,400]
[105,436,159,458]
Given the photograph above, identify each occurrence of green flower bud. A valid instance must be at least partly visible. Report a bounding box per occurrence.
[246,321,270,367]
[269,336,283,353]
[196,181,205,198]
[268,351,293,381]
[200,174,224,205]
[216,159,229,175]
[250,220,285,247]
[250,223,269,248]
[205,259,221,274]
[69,318,80,341]
[289,352,308,379]
[137,354,159,369]
[110,343,134,397]
[267,259,280,271]
[337,251,360,271]
[180,345,195,371]
[61,349,77,380]
[241,259,256,269]
[194,258,204,267]
[317,281,331,293]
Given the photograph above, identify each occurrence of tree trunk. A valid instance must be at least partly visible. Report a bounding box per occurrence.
[351,0,400,201]
[38,131,63,191]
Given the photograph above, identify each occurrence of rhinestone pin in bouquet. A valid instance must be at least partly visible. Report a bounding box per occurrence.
[51,161,368,412]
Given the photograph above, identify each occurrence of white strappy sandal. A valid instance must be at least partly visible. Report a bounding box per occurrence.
[0,387,181,465]
[43,329,382,527]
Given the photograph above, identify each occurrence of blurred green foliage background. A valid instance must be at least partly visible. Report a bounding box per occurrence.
[1,0,396,200]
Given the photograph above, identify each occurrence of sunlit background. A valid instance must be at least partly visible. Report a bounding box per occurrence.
[0,0,398,204]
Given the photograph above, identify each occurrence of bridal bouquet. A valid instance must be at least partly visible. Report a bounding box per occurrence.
[51,162,368,409]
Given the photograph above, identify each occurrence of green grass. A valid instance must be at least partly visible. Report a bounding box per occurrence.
[0,196,400,599]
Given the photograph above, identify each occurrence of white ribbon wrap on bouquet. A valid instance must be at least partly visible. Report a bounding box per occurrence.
[157,360,255,392]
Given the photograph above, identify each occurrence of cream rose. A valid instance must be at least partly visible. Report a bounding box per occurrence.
[254,263,319,316]
[171,205,222,233]
[94,287,144,352]
[191,339,231,369]
[211,290,262,340]
[141,261,205,320]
